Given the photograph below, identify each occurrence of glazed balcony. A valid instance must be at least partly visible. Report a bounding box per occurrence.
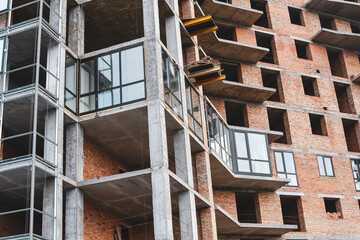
[205,99,290,191]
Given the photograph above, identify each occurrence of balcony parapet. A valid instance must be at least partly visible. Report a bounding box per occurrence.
[311,28,360,51]
[198,32,269,64]
[305,0,360,22]
[200,0,263,27]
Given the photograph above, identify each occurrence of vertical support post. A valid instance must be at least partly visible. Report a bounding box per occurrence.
[174,130,199,240]
[143,0,174,239]
[65,123,84,240]
[68,5,85,55]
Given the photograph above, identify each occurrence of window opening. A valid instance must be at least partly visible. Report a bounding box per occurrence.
[267,108,291,144]
[334,83,355,114]
[342,119,360,152]
[251,0,270,28]
[225,101,248,127]
[256,32,275,64]
[324,198,343,219]
[261,68,282,102]
[236,193,261,223]
[302,76,319,96]
[280,196,305,231]
[309,114,327,136]
[295,40,311,60]
[288,7,304,26]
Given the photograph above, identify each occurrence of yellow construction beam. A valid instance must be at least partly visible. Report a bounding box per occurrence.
[189,26,218,37]
[183,15,212,28]
[193,75,226,87]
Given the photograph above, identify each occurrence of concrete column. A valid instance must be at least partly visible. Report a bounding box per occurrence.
[174,129,198,240]
[143,0,174,238]
[68,5,85,55]
[65,123,84,240]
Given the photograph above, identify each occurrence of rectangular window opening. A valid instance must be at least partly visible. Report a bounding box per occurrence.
[280,196,306,232]
[256,32,275,64]
[317,155,335,177]
[267,108,291,144]
[351,23,360,34]
[309,114,327,136]
[324,198,343,219]
[342,119,360,153]
[326,48,347,78]
[217,25,236,41]
[334,83,356,114]
[319,15,334,30]
[261,68,282,102]
[225,101,248,127]
[302,76,319,96]
[275,151,298,187]
[251,0,270,28]
[236,193,261,223]
[221,62,240,83]
[351,159,360,191]
[295,40,311,60]
[288,7,304,26]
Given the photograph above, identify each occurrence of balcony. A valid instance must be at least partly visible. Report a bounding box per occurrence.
[311,28,360,51]
[79,169,211,226]
[65,43,146,115]
[202,80,276,103]
[205,99,290,191]
[305,0,360,22]
[215,205,297,237]
[199,0,263,27]
[197,32,269,64]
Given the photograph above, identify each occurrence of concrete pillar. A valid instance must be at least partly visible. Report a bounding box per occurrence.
[143,0,174,238]
[42,177,55,238]
[68,5,85,55]
[65,123,84,240]
[174,129,198,240]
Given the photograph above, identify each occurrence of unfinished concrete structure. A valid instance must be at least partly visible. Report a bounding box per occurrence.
[0,0,359,239]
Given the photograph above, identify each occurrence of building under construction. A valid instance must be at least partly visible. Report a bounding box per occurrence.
[0,0,359,239]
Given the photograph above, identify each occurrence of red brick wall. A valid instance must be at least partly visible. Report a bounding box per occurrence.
[83,137,128,180]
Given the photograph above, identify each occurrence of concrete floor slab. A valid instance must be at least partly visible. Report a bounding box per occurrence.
[215,205,297,236]
[203,80,276,103]
[200,0,263,27]
[305,0,360,21]
[198,32,269,64]
[209,151,290,191]
[312,28,360,51]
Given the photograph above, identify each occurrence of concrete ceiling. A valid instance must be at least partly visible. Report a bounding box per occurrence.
[83,0,144,53]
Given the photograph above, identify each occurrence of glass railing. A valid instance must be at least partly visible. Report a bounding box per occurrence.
[65,43,146,115]
[205,98,232,170]
[162,50,183,119]
[186,78,203,141]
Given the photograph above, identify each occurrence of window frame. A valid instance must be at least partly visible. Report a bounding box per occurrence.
[78,43,146,115]
[274,151,299,187]
[317,155,335,177]
[231,130,272,176]
[185,78,203,141]
[351,159,360,192]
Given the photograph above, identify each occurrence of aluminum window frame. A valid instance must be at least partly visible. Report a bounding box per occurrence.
[274,151,299,187]
[78,43,146,115]
[162,50,183,120]
[317,155,335,177]
[231,130,273,176]
[351,159,360,192]
[185,77,203,141]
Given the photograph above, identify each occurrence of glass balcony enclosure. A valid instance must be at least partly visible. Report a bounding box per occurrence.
[232,130,272,176]
[65,43,146,115]
[205,99,232,170]
[186,78,203,141]
[205,99,273,176]
[162,50,183,119]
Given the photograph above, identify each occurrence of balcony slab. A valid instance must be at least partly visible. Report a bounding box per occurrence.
[197,32,269,64]
[229,125,284,143]
[203,80,276,103]
[215,205,298,236]
[209,151,289,191]
[305,0,360,21]
[200,0,263,27]
[352,73,360,83]
[312,28,360,51]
